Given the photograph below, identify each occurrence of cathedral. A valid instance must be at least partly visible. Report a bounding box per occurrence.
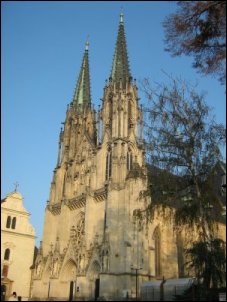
[31,13,226,301]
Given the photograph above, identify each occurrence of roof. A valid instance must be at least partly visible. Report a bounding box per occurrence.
[2,191,23,201]
[141,278,195,288]
[126,163,146,180]
[1,191,32,219]
[110,13,131,86]
[1,191,23,206]
[141,280,162,287]
[147,162,226,223]
[72,42,91,112]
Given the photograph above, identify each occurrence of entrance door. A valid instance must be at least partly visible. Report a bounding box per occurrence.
[69,281,74,301]
[1,285,6,301]
[94,278,100,301]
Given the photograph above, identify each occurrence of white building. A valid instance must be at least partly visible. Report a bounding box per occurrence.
[1,191,36,301]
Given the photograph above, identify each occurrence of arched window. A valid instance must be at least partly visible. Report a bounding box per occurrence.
[153,226,161,277]
[176,233,185,277]
[105,149,112,180]
[6,216,11,229]
[128,101,133,128]
[4,248,10,261]
[127,150,133,170]
[12,217,16,229]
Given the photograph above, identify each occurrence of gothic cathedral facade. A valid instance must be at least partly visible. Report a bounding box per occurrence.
[31,14,202,301]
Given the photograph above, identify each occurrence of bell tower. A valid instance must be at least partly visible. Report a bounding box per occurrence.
[93,13,148,299]
[32,14,151,302]
[99,12,144,186]
[48,41,96,207]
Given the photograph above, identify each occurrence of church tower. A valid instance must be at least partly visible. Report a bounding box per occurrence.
[31,12,227,301]
[31,14,155,301]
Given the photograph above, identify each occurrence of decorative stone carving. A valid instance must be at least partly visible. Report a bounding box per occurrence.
[35,260,43,278]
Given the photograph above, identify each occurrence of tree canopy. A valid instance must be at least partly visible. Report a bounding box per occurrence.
[185,238,226,290]
[142,76,226,238]
[163,1,226,84]
[142,76,226,293]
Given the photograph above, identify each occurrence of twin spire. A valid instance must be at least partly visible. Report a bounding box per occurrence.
[111,12,131,85]
[73,13,131,112]
[73,40,91,111]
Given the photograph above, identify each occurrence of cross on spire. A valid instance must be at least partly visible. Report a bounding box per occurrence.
[14,181,19,192]
[120,8,124,23]
[85,35,89,51]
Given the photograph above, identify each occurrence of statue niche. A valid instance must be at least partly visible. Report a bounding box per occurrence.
[35,260,43,278]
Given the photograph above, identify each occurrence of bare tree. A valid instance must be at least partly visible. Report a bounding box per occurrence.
[142,76,226,238]
[163,1,226,84]
[142,76,226,295]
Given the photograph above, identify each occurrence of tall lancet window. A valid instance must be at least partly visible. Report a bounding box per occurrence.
[6,216,11,229]
[153,226,161,277]
[177,232,185,277]
[128,101,133,128]
[4,248,10,261]
[105,148,112,180]
[57,128,63,166]
[127,149,133,170]
[12,217,16,229]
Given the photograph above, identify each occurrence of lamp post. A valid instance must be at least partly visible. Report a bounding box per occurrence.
[131,266,142,301]
[47,280,51,299]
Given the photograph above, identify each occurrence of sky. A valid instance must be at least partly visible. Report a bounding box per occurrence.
[2,1,226,245]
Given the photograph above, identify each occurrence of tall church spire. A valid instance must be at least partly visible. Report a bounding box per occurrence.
[110,12,131,86]
[73,41,91,111]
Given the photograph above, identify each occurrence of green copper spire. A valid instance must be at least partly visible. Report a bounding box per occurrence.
[73,41,91,111]
[110,12,131,85]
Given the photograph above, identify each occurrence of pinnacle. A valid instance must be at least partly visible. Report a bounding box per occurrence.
[110,13,131,86]
[73,42,92,112]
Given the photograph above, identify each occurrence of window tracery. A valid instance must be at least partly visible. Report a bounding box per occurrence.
[70,213,86,273]
[153,226,161,277]
[106,147,112,180]
[127,149,133,170]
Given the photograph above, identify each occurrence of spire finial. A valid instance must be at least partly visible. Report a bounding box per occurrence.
[14,181,19,192]
[120,8,124,23]
[73,42,92,111]
[110,8,131,86]
[85,35,89,51]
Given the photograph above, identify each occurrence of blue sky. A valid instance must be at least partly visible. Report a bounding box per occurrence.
[2,1,226,245]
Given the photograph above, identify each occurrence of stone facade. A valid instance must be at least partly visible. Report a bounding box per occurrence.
[31,14,226,301]
[1,192,36,301]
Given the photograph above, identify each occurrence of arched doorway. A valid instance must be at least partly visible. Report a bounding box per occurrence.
[1,278,13,301]
[60,259,77,300]
[88,260,101,301]
[1,285,6,301]
[95,278,100,301]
